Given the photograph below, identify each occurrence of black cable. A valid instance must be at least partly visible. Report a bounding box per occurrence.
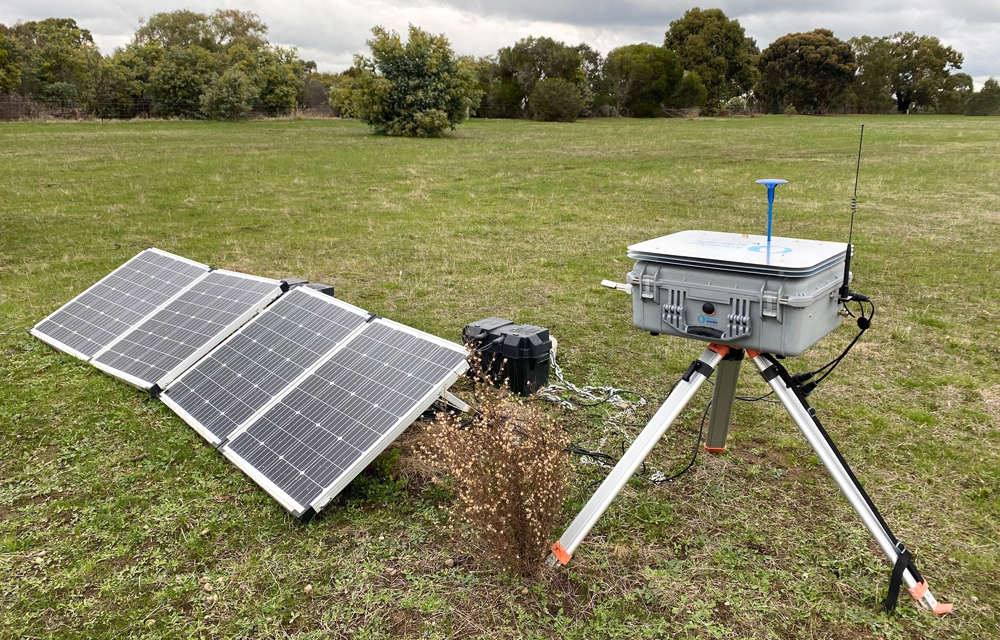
[565,446,618,465]
[791,297,875,396]
[566,399,704,486]
[737,391,778,403]
[705,378,779,404]
[810,298,874,387]
[642,399,711,484]
[565,363,785,487]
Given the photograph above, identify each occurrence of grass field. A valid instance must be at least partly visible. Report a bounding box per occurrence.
[1,115,999,639]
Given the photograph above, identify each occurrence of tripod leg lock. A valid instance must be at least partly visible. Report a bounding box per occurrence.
[682,345,727,381]
[682,359,715,382]
[760,363,781,383]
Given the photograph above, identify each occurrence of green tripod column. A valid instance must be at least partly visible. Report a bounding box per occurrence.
[705,349,743,452]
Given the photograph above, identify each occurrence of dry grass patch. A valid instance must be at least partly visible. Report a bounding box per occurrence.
[980,386,1000,426]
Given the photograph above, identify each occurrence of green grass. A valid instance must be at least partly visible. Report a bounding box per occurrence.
[1,115,999,638]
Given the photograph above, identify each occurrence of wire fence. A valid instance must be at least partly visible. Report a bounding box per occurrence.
[0,93,340,121]
[0,92,717,122]
[471,104,525,119]
[0,94,71,120]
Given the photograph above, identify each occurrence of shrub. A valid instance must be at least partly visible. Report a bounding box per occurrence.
[42,82,79,107]
[665,70,707,109]
[200,68,259,120]
[150,45,216,118]
[603,44,682,117]
[339,25,482,137]
[529,77,582,122]
[725,96,747,112]
[418,379,569,576]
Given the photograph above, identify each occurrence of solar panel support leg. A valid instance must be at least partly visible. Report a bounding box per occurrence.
[748,352,948,614]
[442,390,471,413]
[545,346,726,567]
[705,350,744,453]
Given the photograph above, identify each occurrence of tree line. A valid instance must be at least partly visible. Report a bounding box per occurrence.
[1,7,999,123]
[0,11,317,119]
[460,9,997,118]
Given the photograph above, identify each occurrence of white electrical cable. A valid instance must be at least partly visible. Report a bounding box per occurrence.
[539,347,666,477]
[538,349,644,412]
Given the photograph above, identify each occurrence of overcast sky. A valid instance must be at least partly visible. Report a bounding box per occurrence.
[2,1,997,85]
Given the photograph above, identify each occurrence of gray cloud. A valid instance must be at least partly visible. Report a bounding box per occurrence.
[0,0,996,79]
[432,0,1000,28]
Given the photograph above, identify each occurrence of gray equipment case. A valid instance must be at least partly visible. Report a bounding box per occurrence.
[626,230,849,357]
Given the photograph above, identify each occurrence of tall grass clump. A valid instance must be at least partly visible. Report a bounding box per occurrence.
[418,377,570,576]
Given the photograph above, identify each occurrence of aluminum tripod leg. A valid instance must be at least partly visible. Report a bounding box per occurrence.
[546,345,727,567]
[747,352,950,614]
[705,352,743,452]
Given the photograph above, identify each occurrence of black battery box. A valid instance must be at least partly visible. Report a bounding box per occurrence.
[463,317,551,395]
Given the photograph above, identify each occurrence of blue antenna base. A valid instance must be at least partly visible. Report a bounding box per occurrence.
[755,179,788,243]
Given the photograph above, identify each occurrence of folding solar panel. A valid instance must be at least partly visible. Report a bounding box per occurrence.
[160,287,370,446]
[222,318,469,521]
[31,247,473,523]
[30,249,209,361]
[91,270,283,391]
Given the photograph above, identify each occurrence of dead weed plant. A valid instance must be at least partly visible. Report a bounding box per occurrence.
[417,380,569,576]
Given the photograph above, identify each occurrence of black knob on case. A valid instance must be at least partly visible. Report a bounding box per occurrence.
[702,302,715,315]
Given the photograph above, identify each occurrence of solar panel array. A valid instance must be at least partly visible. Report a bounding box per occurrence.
[161,287,370,445]
[30,249,209,360]
[31,248,470,522]
[224,319,469,518]
[92,270,282,390]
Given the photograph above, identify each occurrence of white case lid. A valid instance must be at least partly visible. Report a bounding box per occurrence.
[628,230,848,275]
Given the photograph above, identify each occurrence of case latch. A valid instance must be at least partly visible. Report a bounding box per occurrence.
[640,275,656,300]
[762,290,779,318]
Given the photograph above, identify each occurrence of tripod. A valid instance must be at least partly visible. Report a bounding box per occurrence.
[546,344,951,615]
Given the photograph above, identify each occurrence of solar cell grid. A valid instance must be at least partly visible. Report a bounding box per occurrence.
[161,288,369,445]
[31,247,473,523]
[224,319,468,517]
[92,270,282,389]
[30,249,208,360]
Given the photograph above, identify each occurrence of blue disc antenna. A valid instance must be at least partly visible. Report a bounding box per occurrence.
[755,178,788,243]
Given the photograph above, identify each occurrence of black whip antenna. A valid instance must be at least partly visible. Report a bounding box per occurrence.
[839,125,864,301]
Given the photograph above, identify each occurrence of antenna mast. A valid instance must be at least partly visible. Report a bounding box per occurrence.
[840,125,864,301]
